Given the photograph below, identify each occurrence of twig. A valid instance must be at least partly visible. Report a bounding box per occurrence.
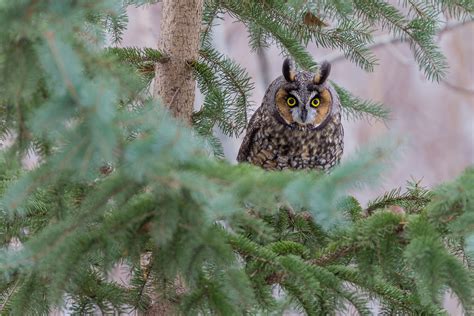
[365,194,430,215]
[441,79,474,95]
[0,279,20,312]
[309,245,357,266]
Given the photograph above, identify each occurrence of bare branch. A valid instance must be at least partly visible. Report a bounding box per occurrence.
[441,79,474,96]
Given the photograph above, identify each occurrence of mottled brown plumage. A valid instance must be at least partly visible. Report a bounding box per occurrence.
[237,59,344,171]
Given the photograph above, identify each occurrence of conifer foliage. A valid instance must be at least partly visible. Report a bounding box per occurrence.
[0,0,473,315]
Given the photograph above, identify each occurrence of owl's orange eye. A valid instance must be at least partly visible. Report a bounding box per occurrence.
[311,97,320,108]
[287,96,297,107]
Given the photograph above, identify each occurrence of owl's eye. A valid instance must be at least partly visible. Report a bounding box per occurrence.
[310,97,320,108]
[287,96,297,107]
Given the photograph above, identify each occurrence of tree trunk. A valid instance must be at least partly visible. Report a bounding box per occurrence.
[153,0,204,124]
[146,1,204,315]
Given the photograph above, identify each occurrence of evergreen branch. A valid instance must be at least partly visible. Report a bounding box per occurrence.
[247,24,272,51]
[354,0,408,35]
[220,0,317,69]
[317,0,354,20]
[431,0,474,20]
[227,233,278,263]
[201,0,222,47]
[337,288,371,316]
[0,279,20,313]
[327,265,442,314]
[267,240,310,258]
[338,196,365,222]
[324,20,472,65]
[105,47,167,64]
[252,1,313,42]
[198,47,254,135]
[104,47,167,75]
[124,0,162,7]
[352,0,450,80]
[333,83,390,122]
[310,211,406,267]
[128,262,153,311]
[228,232,374,313]
[191,61,225,113]
[102,6,129,45]
[242,1,377,70]
[42,31,81,102]
[404,214,474,308]
[14,100,29,155]
[280,280,319,315]
[197,51,246,113]
[407,18,448,82]
[69,268,130,313]
[366,186,431,215]
[404,0,438,18]
[426,167,473,244]
[311,244,356,266]
[312,22,378,71]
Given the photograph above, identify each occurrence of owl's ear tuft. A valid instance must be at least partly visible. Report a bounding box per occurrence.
[282,58,296,82]
[313,61,331,85]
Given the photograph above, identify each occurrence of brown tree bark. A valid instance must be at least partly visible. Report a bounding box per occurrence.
[153,0,204,124]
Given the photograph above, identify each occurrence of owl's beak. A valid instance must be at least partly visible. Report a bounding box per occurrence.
[300,108,308,123]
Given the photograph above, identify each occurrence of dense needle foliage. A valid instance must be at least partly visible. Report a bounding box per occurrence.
[0,0,472,314]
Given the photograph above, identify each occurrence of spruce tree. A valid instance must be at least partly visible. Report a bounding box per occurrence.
[0,0,472,315]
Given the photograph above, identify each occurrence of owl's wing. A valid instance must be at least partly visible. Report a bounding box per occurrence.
[237,107,263,162]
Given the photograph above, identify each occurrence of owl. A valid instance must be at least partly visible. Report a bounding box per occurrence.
[237,59,343,171]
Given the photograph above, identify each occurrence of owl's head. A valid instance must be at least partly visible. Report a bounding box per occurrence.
[272,58,337,129]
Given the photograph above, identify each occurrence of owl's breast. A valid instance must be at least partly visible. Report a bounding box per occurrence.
[246,114,344,171]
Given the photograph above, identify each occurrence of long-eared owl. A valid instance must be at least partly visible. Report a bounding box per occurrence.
[237,59,343,171]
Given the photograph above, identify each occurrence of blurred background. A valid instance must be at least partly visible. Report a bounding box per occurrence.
[121,3,473,207]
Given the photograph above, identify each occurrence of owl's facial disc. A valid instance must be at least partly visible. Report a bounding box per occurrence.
[276,86,332,128]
